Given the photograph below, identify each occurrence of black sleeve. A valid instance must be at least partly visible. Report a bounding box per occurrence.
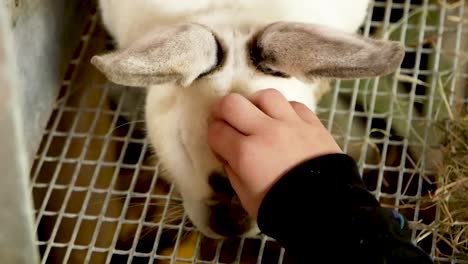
[256,153,433,264]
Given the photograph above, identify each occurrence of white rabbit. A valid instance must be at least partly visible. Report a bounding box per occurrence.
[91,0,405,239]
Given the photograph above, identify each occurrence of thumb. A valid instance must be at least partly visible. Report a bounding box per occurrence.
[224,165,256,218]
[224,165,244,197]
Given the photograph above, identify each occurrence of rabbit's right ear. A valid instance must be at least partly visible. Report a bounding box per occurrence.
[91,23,220,87]
[250,22,405,81]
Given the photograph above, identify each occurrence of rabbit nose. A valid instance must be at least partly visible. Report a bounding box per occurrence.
[208,172,252,237]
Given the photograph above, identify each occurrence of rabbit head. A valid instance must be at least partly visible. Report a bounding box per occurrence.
[91,21,405,239]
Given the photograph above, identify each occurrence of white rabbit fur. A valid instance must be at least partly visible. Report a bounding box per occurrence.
[98,0,371,50]
[92,0,405,239]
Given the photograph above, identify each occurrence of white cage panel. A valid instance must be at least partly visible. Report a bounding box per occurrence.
[1,0,466,263]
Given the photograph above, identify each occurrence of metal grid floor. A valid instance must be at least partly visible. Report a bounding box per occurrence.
[30,0,468,263]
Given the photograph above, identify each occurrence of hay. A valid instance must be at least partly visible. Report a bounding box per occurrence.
[432,110,468,258]
[416,106,468,260]
[316,1,468,260]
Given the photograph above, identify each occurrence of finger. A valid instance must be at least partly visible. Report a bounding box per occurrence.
[223,165,244,198]
[211,93,271,135]
[249,88,298,121]
[289,101,320,124]
[223,165,253,216]
[207,120,246,166]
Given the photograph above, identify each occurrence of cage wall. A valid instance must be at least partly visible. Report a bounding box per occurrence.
[1,2,38,263]
[0,0,467,263]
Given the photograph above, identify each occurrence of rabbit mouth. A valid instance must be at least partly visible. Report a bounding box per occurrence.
[174,126,259,238]
[208,202,256,237]
[206,171,258,238]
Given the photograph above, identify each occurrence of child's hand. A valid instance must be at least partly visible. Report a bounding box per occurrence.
[207,89,342,219]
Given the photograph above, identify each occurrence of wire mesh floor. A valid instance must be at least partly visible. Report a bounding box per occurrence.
[30,0,468,263]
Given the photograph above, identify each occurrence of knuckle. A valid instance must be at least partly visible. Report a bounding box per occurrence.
[290,101,318,121]
[291,101,311,113]
[254,89,280,107]
[219,93,243,114]
[273,122,296,143]
[260,88,283,100]
[272,123,289,138]
[290,101,306,109]
[262,88,281,96]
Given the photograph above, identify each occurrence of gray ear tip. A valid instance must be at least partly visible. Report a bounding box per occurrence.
[396,44,406,62]
[90,55,111,75]
[384,41,406,72]
[392,41,406,58]
[90,56,103,68]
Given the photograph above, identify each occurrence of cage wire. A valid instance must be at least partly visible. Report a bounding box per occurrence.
[30,0,468,263]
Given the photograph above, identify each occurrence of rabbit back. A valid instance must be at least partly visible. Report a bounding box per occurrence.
[98,0,371,48]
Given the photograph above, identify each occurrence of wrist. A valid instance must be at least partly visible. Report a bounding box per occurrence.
[256,153,367,236]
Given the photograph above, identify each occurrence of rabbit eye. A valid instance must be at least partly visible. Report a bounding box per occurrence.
[248,36,290,78]
[198,35,225,78]
[257,64,290,78]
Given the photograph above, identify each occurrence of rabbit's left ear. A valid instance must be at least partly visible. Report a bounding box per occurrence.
[250,22,405,81]
[91,23,220,87]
